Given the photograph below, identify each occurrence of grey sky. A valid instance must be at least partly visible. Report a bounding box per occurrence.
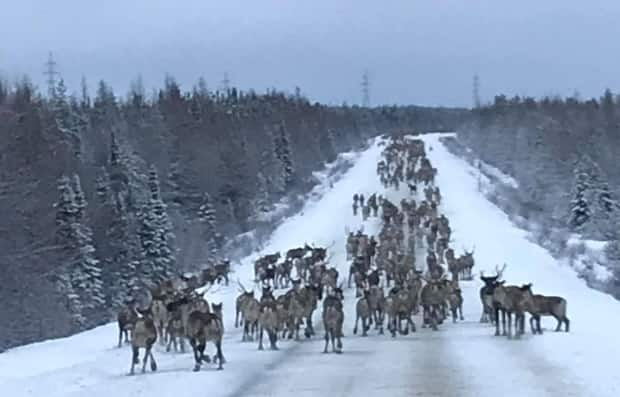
[1,0,619,107]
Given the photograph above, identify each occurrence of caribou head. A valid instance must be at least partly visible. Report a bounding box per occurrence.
[480,263,507,286]
[462,245,476,256]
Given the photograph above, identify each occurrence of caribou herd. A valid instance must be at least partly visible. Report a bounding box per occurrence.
[115,135,570,375]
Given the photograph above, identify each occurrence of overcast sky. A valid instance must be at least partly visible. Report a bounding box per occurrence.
[1,0,619,107]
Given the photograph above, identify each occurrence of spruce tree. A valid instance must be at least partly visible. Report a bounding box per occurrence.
[72,174,86,223]
[108,131,139,211]
[55,174,105,326]
[580,157,616,238]
[598,181,616,214]
[107,195,138,308]
[55,176,77,244]
[95,166,110,203]
[254,171,272,214]
[198,192,219,256]
[53,79,73,135]
[259,141,281,195]
[137,165,175,283]
[568,164,591,231]
[53,79,83,159]
[273,122,296,190]
[54,176,83,326]
[110,131,121,167]
[72,174,105,316]
[71,221,105,315]
[57,273,86,328]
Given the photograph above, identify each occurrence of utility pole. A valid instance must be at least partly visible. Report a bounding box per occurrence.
[473,73,481,109]
[44,52,59,99]
[361,70,370,107]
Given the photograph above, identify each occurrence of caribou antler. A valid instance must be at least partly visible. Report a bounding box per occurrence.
[495,263,507,279]
[236,278,248,293]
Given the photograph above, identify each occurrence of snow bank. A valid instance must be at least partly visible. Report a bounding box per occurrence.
[465,147,520,189]
[222,145,361,259]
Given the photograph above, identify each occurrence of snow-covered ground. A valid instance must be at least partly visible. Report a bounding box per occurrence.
[2,133,620,397]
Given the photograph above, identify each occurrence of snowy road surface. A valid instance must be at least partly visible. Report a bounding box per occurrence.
[2,133,619,397]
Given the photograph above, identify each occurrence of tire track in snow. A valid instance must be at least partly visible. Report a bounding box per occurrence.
[222,138,387,397]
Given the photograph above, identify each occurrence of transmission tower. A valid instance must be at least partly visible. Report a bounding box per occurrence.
[44,52,59,99]
[361,70,370,107]
[473,73,481,108]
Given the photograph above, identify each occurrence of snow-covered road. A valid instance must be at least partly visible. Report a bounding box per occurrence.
[2,133,619,397]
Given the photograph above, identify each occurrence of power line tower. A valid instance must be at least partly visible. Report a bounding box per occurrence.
[361,70,370,107]
[44,52,59,99]
[473,73,481,108]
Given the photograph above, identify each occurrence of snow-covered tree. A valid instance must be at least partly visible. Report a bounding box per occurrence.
[568,163,591,231]
[147,165,174,238]
[72,174,86,223]
[53,79,83,160]
[198,192,219,256]
[55,174,105,326]
[137,165,176,283]
[254,171,272,214]
[259,141,282,195]
[598,181,616,214]
[108,131,142,212]
[576,157,617,237]
[95,166,110,203]
[110,130,121,167]
[70,221,105,314]
[55,176,77,243]
[56,273,86,328]
[189,90,202,121]
[273,122,296,190]
[107,194,138,308]
[53,79,72,132]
